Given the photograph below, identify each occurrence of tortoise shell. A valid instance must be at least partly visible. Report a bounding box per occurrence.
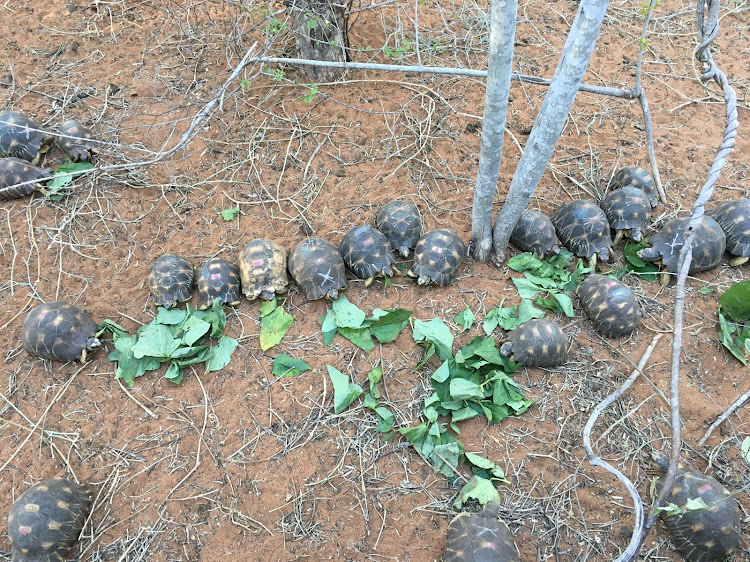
[637,217,726,281]
[21,301,101,362]
[339,225,396,286]
[8,478,92,562]
[601,186,652,244]
[374,200,422,257]
[288,237,347,300]
[197,257,241,309]
[407,229,465,286]
[239,239,289,301]
[0,110,54,165]
[444,503,520,562]
[610,165,658,207]
[653,455,740,562]
[550,200,613,266]
[0,157,52,200]
[577,274,640,338]
[147,254,195,308]
[706,198,750,266]
[500,318,567,368]
[510,209,561,256]
[57,120,97,163]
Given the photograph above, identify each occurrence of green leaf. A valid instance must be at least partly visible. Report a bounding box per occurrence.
[373,406,394,432]
[741,437,750,463]
[131,324,180,359]
[332,295,366,328]
[431,360,452,383]
[453,476,501,509]
[155,307,188,325]
[221,207,240,221]
[366,308,412,343]
[320,309,337,345]
[552,293,575,317]
[464,452,509,483]
[367,367,383,399]
[206,336,238,372]
[412,318,454,360]
[432,442,461,480]
[194,299,228,337]
[720,280,750,321]
[449,379,484,401]
[483,305,502,336]
[179,315,212,346]
[260,305,293,350]
[164,362,184,383]
[46,162,93,196]
[685,497,709,512]
[622,240,659,281]
[718,311,748,364]
[512,277,544,299]
[337,327,375,352]
[259,298,278,317]
[699,286,713,295]
[655,503,682,516]
[454,305,475,332]
[517,299,546,324]
[327,366,363,414]
[272,354,310,377]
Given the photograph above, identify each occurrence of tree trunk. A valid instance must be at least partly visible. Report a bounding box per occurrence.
[287,0,350,82]
[469,0,518,263]
[490,0,610,265]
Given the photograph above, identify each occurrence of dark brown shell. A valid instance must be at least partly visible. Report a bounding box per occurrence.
[22,301,101,362]
[510,209,561,256]
[500,318,567,368]
[147,254,195,308]
[239,239,289,300]
[550,200,613,262]
[654,461,740,562]
[706,198,750,260]
[197,257,241,309]
[57,120,97,163]
[601,186,652,242]
[407,229,465,286]
[8,478,92,562]
[0,110,54,165]
[375,200,422,258]
[0,157,52,200]
[577,274,640,337]
[638,217,726,275]
[339,225,396,283]
[610,165,658,207]
[444,503,520,562]
[288,237,347,300]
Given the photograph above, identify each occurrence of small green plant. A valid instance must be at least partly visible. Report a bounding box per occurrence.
[260,65,285,83]
[221,207,240,221]
[266,15,288,37]
[717,280,750,364]
[382,40,412,60]
[301,82,318,103]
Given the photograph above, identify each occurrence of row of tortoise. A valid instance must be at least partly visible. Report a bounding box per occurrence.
[7,453,740,562]
[0,110,97,199]
[512,165,750,285]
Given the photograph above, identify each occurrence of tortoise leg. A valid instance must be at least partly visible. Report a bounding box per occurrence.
[729,256,749,266]
[613,230,624,245]
[364,277,374,288]
[659,271,671,286]
[588,253,598,270]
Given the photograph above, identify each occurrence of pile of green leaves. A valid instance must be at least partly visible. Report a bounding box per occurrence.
[327,365,395,431]
[99,299,238,386]
[620,241,659,281]
[320,295,412,352]
[717,280,750,364]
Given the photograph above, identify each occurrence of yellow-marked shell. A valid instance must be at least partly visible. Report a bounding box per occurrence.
[610,165,658,207]
[288,238,347,300]
[375,200,422,257]
[706,198,750,266]
[197,257,241,309]
[21,301,100,362]
[8,478,92,562]
[577,274,640,338]
[653,454,741,562]
[0,157,52,200]
[0,110,54,164]
[407,229,465,286]
[550,200,613,264]
[147,254,195,308]
[510,209,561,256]
[601,186,652,244]
[339,225,396,286]
[239,239,289,301]
[57,120,97,162]
[500,318,567,368]
[443,503,520,562]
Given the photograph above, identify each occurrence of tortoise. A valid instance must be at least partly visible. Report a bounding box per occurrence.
[652,452,741,562]
[374,200,422,257]
[238,238,289,300]
[0,110,55,164]
[288,237,347,300]
[57,120,97,162]
[600,186,652,244]
[444,502,520,562]
[706,198,750,266]
[197,257,241,309]
[499,318,567,368]
[21,301,101,362]
[339,225,396,286]
[577,273,640,337]
[407,228,465,286]
[610,165,658,208]
[509,209,561,256]
[147,254,195,308]
[550,200,614,267]
[0,157,52,200]
[8,478,93,562]
[637,216,726,285]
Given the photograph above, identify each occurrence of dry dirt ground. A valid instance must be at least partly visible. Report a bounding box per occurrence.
[1,0,749,560]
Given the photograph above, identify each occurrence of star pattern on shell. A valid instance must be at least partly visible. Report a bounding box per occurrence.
[197,257,241,309]
[21,301,101,362]
[239,239,289,300]
[147,254,195,308]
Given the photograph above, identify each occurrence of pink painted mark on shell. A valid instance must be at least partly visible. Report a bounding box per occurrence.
[19,528,28,536]
[699,484,712,494]
[211,273,222,280]
[253,259,263,267]
[431,245,444,254]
